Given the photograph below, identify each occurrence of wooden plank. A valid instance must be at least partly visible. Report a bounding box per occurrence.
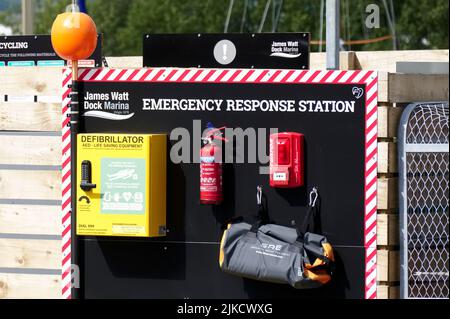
[377,285,400,299]
[105,56,142,68]
[289,52,357,70]
[0,170,61,200]
[378,178,398,210]
[105,52,357,70]
[378,142,398,174]
[0,273,60,299]
[0,67,61,97]
[377,249,400,282]
[378,72,390,103]
[339,51,357,70]
[354,50,449,73]
[106,50,449,71]
[377,214,399,246]
[0,136,61,166]
[378,106,404,138]
[0,205,60,235]
[378,72,449,103]
[0,239,60,269]
[388,73,449,103]
[0,102,60,132]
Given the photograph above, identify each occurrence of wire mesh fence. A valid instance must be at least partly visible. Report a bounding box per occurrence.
[400,102,449,299]
[406,103,449,145]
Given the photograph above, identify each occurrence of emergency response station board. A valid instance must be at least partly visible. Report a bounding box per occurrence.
[66,68,378,299]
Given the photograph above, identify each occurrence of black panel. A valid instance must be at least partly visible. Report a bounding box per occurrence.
[78,79,367,298]
[0,34,102,66]
[83,240,364,299]
[143,33,309,69]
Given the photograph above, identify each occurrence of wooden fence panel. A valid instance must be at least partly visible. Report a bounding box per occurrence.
[0,170,61,201]
[0,273,60,299]
[0,135,61,166]
[0,205,60,235]
[0,239,60,269]
[0,103,61,132]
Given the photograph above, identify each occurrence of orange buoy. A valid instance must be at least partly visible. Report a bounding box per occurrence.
[51,11,97,61]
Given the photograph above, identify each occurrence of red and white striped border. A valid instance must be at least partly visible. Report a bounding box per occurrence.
[62,68,378,299]
[363,72,378,300]
[62,68,72,299]
[77,68,375,86]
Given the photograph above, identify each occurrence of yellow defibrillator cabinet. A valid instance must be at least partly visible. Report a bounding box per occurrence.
[76,133,167,237]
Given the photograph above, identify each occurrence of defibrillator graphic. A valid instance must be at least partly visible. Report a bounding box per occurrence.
[76,133,167,237]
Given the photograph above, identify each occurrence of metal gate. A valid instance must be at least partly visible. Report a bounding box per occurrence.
[399,102,449,299]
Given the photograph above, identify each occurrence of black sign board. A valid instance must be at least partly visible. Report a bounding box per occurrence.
[143,33,310,69]
[0,35,102,67]
[73,68,378,299]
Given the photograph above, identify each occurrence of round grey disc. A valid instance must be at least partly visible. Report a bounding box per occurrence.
[213,40,237,65]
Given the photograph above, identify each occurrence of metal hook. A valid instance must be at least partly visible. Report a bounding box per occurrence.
[257,186,263,205]
[309,187,319,207]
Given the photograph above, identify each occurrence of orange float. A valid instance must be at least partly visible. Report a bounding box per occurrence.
[51,11,97,61]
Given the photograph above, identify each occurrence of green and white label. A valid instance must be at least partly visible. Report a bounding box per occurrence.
[37,60,65,66]
[101,158,146,214]
[7,61,34,66]
[0,62,5,67]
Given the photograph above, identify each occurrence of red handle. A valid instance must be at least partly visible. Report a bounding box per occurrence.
[205,126,228,143]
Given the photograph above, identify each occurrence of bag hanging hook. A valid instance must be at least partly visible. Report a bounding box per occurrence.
[309,187,319,207]
[257,186,263,206]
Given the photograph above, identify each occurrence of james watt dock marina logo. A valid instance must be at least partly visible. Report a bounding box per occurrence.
[83,91,134,120]
[270,40,302,58]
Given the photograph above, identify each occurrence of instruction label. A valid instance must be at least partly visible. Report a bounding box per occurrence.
[112,225,146,235]
[101,158,146,214]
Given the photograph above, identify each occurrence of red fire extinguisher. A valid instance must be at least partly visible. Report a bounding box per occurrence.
[200,124,227,205]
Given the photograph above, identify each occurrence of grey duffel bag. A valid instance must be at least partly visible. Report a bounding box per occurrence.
[219,187,334,289]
